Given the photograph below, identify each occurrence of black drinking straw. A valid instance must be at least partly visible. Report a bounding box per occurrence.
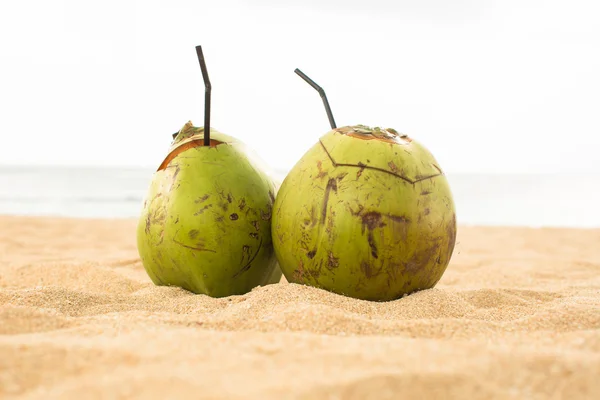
[196,46,212,146]
[294,68,336,129]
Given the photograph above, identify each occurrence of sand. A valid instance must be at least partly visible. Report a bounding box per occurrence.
[1,215,599,399]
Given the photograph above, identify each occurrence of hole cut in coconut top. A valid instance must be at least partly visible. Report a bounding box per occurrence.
[157,121,232,171]
[157,138,224,171]
[171,121,229,147]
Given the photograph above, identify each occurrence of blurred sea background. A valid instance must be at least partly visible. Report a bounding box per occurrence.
[1,165,599,228]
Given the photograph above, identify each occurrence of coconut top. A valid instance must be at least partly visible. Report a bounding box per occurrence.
[321,125,443,183]
[171,121,239,147]
[155,121,276,181]
[155,121,238,171]
[335,125,412,145]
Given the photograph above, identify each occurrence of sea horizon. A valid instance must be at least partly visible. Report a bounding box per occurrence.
[1,165,599,229]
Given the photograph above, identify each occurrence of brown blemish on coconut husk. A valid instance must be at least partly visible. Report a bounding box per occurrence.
[385,261,401,284]
[361,211,386,233]
[194,204,213,216]
[387,214,410,242]
[172,237,216,253]
[260,206,272,221]
[308,261,322,279]
[195,194,210,203]
[327,252,339,270]
[233,239,263,278]
[321,178,338,225]
[315,160,328,179]
[293,260,307,282]
[336,172,348,181]
[360,211,387,260]
[403,241,442,274]
[360,260,383,279]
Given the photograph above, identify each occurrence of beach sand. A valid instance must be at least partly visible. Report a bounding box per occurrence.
[1,215,599,399]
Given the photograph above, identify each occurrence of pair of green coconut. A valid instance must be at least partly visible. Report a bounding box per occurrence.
[136,47,457,302]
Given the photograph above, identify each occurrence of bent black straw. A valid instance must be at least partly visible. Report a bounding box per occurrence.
[294,68,337,129]
[196,46,212,145]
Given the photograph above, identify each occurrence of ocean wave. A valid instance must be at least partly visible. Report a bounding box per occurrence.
[0,196,144,204]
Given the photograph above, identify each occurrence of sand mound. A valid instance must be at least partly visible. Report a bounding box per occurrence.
[1,216,599,399]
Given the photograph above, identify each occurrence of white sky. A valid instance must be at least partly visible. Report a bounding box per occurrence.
[0,0,599,174]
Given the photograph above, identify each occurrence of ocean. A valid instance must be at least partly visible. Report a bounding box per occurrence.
[1,165,599,228]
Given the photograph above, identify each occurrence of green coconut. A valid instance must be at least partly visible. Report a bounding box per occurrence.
[137,121,282,297]
[272,124,456,301]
